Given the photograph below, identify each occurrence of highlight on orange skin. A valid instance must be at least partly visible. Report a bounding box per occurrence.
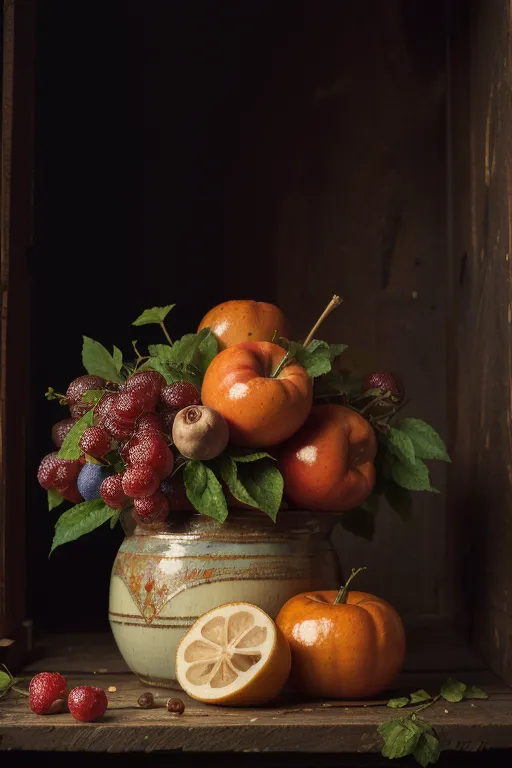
[278,404,377,512]
[201,341,312,447]
[276,588,406,699]
[198,300,289,351]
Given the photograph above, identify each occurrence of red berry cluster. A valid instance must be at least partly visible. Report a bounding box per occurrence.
[39,371,201,523]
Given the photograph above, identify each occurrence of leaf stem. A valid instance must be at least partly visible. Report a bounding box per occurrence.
[411,694,440,717]
[333,566,367,604]
[303,295,342,349]
[270,349,294,379]
[11,685,29,697]
[160,321,173,346]
[358,390,392,415]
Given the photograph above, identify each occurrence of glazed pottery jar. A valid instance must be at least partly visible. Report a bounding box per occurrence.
[109,510,340,688]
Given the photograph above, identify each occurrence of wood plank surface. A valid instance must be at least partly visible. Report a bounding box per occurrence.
[0,634,510,753]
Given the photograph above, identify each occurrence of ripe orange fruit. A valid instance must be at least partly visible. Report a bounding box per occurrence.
[278,404,377,512]
[201,341,313,447]
[198,300,289,350]
[175,602,291,706]
[276,568,406,699]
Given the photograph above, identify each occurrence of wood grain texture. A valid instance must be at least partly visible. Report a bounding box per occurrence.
[222,0,448,617]
[0,0,35,642]
[449,0,512,685]
[0,634,509,753]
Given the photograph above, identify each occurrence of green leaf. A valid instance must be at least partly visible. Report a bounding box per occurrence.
[105,450,125,475]
[51,499,114,553]
[82,389,108,404]
[440,677,466,702]
[383,480,413,521]
[82,336,124,384]
[387,427,416,467]
[397,418,451,463]
[392,458,439,493]
[167,329,218,373]
[47,488,64,511]
[220,456,258,509]
[57,408,95,460]
[148,344,173,359]
[410,689,432,704]
[295,339,332,379]
[313,369,345,399]
[413,731,441,767]
[132,305,175,327]
[379,718,422,759]
[387,697,410,708]
[464,685,488,700]
[340,506,375,541]
[110,509,122,529]
[113,346,123,374]
[139,358,203,390]
[329,343,348,362]
[230,452,276,463]
[0,670,12,690]
[183,460,228,522]
[237,462,283,522]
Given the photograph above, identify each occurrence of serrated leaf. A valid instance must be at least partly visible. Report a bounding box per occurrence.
[410,689,432,704]
[397,418,451,463]
[57,408,95,460]
[237,462,283,521]
[113,346,123,374]
[295,339,332,379]
[387,427,416,467]
[220,456,259,510]
[379,718,421,759]
[132,305,175,326]
[82,336,124,384]
[110,509,122,529]
[231,452,276,463]
[464,685,488,700]
[148,344,173,359]
[0,670,12,690]
[167,329,218,374]
[340,506,375,540]
[139,358,203,389]
[440,677,466,702]
[183,461,228,522]
[413,731,441,766]
[329,343,348,362]
[387,697,410,708]
[47,488,64,511]
[383,480,413,521]
[51,499,114,553]
[392,458,439,493]
[82,389,108,404]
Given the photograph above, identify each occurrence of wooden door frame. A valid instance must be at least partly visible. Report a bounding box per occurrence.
[0,0,36,664]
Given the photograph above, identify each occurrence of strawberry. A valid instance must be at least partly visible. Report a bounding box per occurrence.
[161,381,200,410]
[29,672,67,715]
[361,371,405,405]
[51,418,76,448]
[68,685,108,722]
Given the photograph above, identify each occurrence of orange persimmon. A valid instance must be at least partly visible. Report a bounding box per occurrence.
[198,300,289,351]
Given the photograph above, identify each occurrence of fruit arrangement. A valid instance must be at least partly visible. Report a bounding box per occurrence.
[37,297,450,552]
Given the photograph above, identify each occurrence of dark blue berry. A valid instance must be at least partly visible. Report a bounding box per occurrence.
[77,463,113,501]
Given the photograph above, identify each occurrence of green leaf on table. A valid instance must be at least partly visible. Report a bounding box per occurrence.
[387,697,410,708]
[82,389,108,404]
[440,677,466,702]
[112,346,123,374]
[183,460,228,522]
[47,488,64,511]
[132,305,175,327]
[383,480,413,521]
[410,689,432,704]
[82,336,124,384]
[51,499,115,553]
[57,408,95,460]
[341,506,375,541]
[220,456,283,521]
[396,418,451,463]
[413,730,441,767]
[387,427,416,467]
[463,685,488,700]
[379,718,422,759]
[392,458,439,493]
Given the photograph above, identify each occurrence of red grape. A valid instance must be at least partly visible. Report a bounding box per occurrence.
[66,375,107,405]
[113,392,145,424]
[122,464,159,498]
[54,458,82,489]
[37,453,61,489]
[94,392,117,423]
[59,483,83,504]
[51,418,76,448]
[136,412,162,434]
[127,433,174,479]
[103,414,134,441]
[100,474,130,509]
[79,426,112,458]
[125,371,166,411]
[133,492,170,522]
[161,381,200,410]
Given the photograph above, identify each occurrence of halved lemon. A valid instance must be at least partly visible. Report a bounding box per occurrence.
[175,602,291,706]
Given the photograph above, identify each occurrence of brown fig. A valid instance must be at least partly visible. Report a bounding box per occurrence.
[172,406,229,461]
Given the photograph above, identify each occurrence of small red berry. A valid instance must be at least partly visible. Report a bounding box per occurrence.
[69,401,94,420]
[59,483,83,504]
[361,371,405,404]
[160,476,193,512]
[136,412,162,434]
[113,392,145,424]
[37,453,61,489]
[66,375,107,405]
[122,464,159,498]
[51,418,76,448]
[126,371,166,411]
[134,491,170,521]
[94,392,117,423]
[79,426,112,458]
[100,473,130,509]
[128,433,174,479]
[29,672,67,715]
[103,414,134,440]
[54,458,82,489]
[68,685,108,722]
[161,381,200,410]
[160,408,177,436]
